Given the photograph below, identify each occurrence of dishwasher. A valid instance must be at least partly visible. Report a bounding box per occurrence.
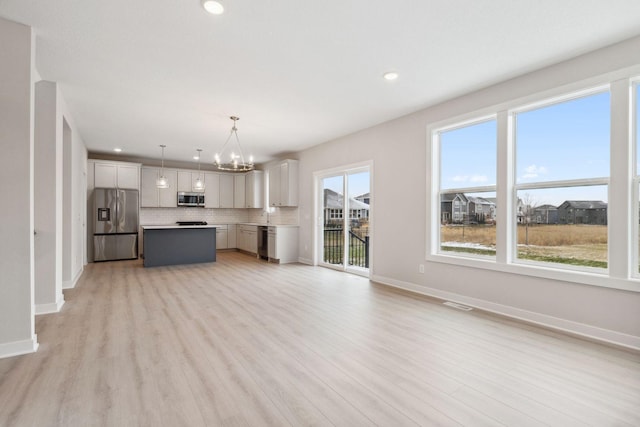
[258,226,268,260]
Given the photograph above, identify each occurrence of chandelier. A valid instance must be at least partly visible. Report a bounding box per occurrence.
[214,116,254,172]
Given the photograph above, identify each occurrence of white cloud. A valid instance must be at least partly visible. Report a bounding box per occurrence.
[449,174,488,184]
[520,164,548,180]
[470,175,488,183]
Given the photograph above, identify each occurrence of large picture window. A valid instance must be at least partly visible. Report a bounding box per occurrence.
[438,119,497,257]
[430,77,640,289]
[513,90,610,269]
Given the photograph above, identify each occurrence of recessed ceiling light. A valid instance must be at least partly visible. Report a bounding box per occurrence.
[383,71,399,81]
[113,148,122,152]
[201,0,224,15]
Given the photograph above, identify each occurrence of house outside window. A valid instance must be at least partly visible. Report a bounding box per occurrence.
[437,118,497,257]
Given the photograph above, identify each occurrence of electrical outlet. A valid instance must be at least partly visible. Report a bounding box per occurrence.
[419,264,425,274]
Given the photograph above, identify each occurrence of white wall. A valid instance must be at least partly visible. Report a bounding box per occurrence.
[0,17,38,357]
[71,117,87,284]
[296,35,640,349]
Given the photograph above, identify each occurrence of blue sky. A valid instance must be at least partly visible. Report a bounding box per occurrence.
[323,85,638,208]
[440,91,614,206]
[323,171,370,199]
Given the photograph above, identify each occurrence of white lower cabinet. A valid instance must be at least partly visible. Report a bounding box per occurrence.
[237,224,257,254]
[216,225,228,250]
[227,224,237,248]
[267,226,298,264]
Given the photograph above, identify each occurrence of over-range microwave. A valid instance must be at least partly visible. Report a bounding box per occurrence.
[177,192,205,207]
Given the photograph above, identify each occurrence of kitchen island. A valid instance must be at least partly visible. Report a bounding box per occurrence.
[142,225,216,267]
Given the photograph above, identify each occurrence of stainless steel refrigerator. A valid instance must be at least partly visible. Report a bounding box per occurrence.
[93,188,139,261]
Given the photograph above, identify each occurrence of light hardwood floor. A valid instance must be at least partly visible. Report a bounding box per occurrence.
[1,251,639,426]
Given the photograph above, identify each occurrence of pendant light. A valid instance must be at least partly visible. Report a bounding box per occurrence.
[156,144,169,188]
[194,148,205,190]
[214,116,254,172]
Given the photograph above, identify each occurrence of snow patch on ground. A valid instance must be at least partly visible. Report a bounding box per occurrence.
[441,242,495,251]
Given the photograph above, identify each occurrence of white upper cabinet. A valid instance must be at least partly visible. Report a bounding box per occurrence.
[158,169,178,207]
[177,170,206,193]
[140,167,159,207]
[269,159,298,207]
[94,163,116,188]
[141,167,177,207]
[139,165,260,209]
[191,172,205,192]
[177,171,192,192]
[234,174,246,208]
[204,172,220,208]
[268,164,280,206]
[219,173,234,208]
[92,160,140,190]
[245,170,264,208]
[116,164,139,189]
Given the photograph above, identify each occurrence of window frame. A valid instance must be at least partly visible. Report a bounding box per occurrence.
[427,75,640,292]
[632,78,640,279]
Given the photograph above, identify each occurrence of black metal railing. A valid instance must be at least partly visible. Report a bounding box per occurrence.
[323,227,369,268]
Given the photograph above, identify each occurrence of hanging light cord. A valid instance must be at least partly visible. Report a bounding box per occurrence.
[197,148,202,178]
[160,144,166,176]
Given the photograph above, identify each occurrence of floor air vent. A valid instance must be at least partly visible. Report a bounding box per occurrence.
[443,301,473,311]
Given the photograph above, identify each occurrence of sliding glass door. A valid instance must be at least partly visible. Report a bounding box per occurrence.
[322,175,345,267]
[318,165,371,276]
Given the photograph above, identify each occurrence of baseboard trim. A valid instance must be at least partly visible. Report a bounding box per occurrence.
[0,335,39,359]
[63,267,83,289]
[35,297,65,315]
[371,274,640,351]
[297,257,313,265]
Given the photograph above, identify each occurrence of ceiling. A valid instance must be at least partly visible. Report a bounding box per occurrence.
[2,1,640,166]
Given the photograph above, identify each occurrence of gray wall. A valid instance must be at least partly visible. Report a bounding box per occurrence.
[0,17,37,356]
[296,36,640,348]
[34,81,63,312]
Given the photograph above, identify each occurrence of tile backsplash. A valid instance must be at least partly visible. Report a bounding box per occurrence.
[140,207,299,225]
